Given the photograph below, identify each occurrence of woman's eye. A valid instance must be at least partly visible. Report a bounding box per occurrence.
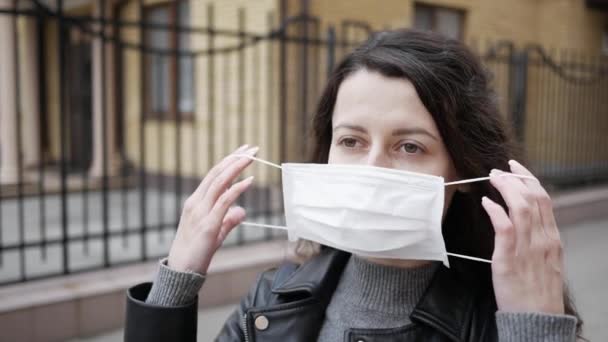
[340,138,359,148]
[400,143,420,154]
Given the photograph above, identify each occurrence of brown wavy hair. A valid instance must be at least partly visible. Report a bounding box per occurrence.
[297,29,584,338]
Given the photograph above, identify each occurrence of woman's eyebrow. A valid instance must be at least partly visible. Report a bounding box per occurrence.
[333,124,368,133]
[392,128,439,141]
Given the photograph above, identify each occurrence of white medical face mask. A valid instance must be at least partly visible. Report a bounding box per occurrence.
[236,155,534,267]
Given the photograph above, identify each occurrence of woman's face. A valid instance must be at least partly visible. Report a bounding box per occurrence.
[328,68,461,218]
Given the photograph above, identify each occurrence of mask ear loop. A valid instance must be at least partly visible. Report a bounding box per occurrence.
[445,173,537,186]
[445,252,491,263]
[233,154,283,169]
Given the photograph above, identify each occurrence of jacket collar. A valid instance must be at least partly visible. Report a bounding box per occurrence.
[271,247,350,302]
[271,248,485,342]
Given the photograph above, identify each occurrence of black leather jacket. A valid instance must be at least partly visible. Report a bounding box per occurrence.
[124,248,498,342]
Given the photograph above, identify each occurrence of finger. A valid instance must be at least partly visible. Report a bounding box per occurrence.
[216,206,246,245]
[205,176,254,236]
[489,169,536,251]
[191,144,251,200]
[200,147,258,213]
[499,170,543,230]
[508,160,559,240]
[482,196,516,261]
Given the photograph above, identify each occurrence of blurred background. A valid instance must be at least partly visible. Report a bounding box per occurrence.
[0,0,607,341]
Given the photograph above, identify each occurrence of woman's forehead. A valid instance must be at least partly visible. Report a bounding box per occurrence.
[333,69,439,135]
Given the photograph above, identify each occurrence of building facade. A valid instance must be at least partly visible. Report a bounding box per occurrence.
[1,0,607,188]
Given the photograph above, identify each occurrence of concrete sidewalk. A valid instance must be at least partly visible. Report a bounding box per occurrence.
[561,218,608,342]
[72,217,608,342]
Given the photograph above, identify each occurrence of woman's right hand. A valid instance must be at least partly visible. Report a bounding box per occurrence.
[167,144,258,275]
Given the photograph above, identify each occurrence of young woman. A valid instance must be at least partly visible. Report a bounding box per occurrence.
[124,29,583,341]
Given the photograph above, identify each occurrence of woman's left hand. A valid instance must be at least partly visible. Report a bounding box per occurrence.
[481,159,565,314]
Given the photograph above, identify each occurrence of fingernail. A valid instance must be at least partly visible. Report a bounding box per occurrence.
[481,196,489,204]
[236,144,249,152]
[247,146,259,155]
[508,160,517,166]
[246,175,255,183]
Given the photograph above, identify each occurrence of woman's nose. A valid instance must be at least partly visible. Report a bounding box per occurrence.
[366,148,392,168]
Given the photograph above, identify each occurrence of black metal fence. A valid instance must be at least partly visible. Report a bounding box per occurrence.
[0,0,606,285]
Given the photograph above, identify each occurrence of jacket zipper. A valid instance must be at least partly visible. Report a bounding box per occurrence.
[242,313,250,342]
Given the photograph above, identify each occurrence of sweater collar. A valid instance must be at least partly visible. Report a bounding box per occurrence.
[336,256,439,315]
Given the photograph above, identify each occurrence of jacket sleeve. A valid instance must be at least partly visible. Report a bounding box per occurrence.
[124,282,199,342]
[124,268,278,342]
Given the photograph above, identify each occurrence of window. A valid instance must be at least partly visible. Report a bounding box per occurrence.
[413,3,465,40]
[144,1,194,119]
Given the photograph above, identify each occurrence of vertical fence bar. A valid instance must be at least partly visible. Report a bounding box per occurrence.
[138,0,148,261]
[279,4,287,163]
[190,10,199,203]
[36,6,48,260]
[99,0,110,268]
[252,28,264,237]
[592,55,604,180]
[556,49,567,180]
[560,50,572,181]
[547,50,558,180]
[174,1,182,231]
[115,2,130,249]
[584,54,593,181]
[207,4,215,192]
[156,8,165,242]
[222,50,231,165]
[311,19,319,112]
[57,0,70,275]
[573,51,584,182]
[299,17,308,160]
[566,51,576,182]
[278,4,287,230]
[13,3,26,281]
[544,50,553,179]
[81,10,91,256]
[582,52,593,181]
[265,12,275,237]
[549,49,562,180]
[538,49,550,179]
[237,8,245,149]
[511,51,528,144]
[236,8,246,245]
[600,59,606,178]
[0,0,13,268]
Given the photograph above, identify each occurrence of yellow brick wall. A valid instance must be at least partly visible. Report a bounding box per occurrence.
[120,0,281,183]
[309,0,607,53]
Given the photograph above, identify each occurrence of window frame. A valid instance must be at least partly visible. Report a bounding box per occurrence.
[413,2,466,41]
[143,1,194,121]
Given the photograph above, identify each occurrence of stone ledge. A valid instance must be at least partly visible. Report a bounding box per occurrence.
[552,185,608,226]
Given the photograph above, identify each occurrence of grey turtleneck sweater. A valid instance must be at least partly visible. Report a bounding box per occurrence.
[146,256,578,341]
[317,256,440,341]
